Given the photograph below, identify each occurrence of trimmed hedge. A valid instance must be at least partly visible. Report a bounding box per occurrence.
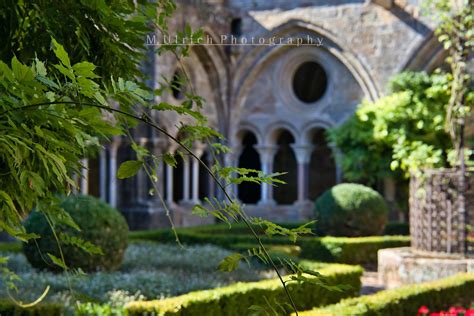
[0,300,63,316]
[299,236,410,265]
[383,222,409,236]
[298,273,474,316]
[126,262,363,316]
[131,228,410,265]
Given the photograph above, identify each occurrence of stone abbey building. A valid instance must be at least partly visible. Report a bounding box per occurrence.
[79,0,446,229]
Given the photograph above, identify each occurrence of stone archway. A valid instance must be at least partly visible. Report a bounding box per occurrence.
[273,130,298,205]
[237,131,261,204]
[308,128,337,200]
[173,155,184,203]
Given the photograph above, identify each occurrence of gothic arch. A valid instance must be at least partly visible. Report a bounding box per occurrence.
[232,19,380,126]
[401,32,448,72]
[265,122,299,146]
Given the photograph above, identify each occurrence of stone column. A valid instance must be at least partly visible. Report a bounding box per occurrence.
[80,158,89,195]
[136,138,149,204]
[255,146,277,205]
[330,144,343,184]
[224,148,240,199]
[291,145,314,203]
[191,145,205,204]
[166,163,174,205]
[152,139,166,203]
[99,148,107,201]
[181,156,191,203]
[109,138,121,208]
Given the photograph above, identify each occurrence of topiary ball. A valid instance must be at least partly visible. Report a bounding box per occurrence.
[314,183,388,237]
[23,195,129,272]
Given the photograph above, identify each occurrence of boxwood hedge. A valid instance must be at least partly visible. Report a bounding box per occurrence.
[298,273,474,315]
[130,225,410,265]
[126,262,363,316]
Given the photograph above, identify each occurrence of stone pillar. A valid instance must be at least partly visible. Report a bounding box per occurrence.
[152,139,166,203]
[181,156,191,203]
[99,148,107,201]
[109,138,121,208]
[255,146,277,205]
[330,144,343,184]
[166,163,174,205]
[191,145,205,204]
[224,148,240,199]
[136,138,149,204]
[80,158,89,195]
[291,145,314,203]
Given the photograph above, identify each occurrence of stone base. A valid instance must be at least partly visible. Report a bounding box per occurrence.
[378,247,474,289]
[122,206,171,230]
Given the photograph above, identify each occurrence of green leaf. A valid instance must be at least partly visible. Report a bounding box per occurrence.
[51,38,71,67]
[117,160,143,179]
[47,253,67,270]
[72,61,99,78]
[11,56,34,82]
[192,205,208,218]
[218,253,245,272]
[162,153,177,167]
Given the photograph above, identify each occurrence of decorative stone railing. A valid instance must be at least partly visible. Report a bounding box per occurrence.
[410,169,473,256]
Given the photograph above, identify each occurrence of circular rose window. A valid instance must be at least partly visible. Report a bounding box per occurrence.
[292,61,327,103]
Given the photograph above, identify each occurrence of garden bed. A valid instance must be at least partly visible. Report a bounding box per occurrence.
[0,242,274,313]
[130,224,410,266]
[126,261,363,316]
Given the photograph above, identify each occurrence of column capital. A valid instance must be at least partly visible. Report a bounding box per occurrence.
[108,136,122,151]
[291,144,314,164]
[254,145,278,164]
[192,142,206,157]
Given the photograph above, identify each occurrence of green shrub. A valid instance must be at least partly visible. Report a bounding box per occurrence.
[23,195,129,272]
[314,183,388,236]
[383,222,409,235]
[299,273,474,315]
[0,300,62,316]
[126,262,363,316]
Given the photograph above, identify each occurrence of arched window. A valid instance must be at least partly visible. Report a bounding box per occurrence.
[199,151,211,200]
[231,18,242,37]
[273,130,297,205]
[87,157,100,198]
[308,129,336,200]
[293,61,327,103]
[173,155,184,202]
[237,131,261,204]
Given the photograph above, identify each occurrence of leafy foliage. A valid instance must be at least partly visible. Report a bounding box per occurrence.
[23,195,128,272]
[0,0,169,80]
[423,0,474,148]
[329,72,453,183]
[0,41,121,242]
